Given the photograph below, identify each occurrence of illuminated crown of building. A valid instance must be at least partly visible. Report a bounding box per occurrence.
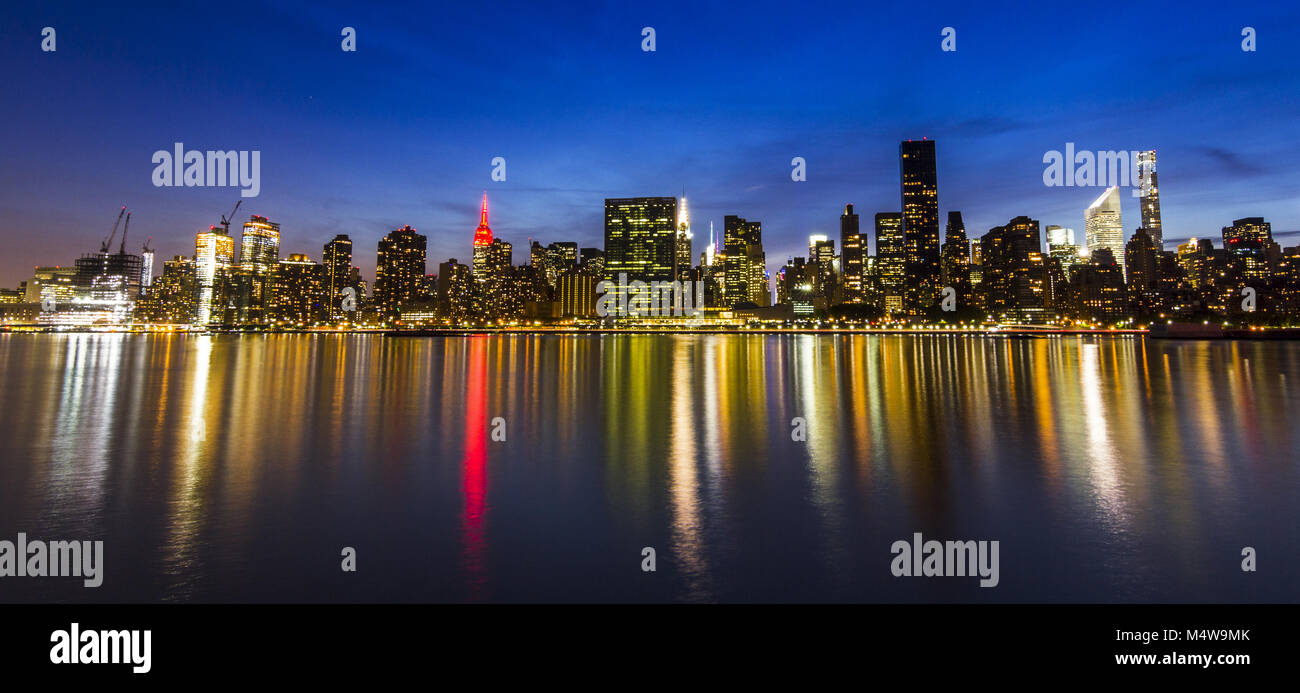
[473,192,493,248]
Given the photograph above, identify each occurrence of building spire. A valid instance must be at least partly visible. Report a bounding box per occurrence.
[473,191,493,247]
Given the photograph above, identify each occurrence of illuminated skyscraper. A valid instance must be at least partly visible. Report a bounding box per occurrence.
[323,234,353,321]
[374,225,427,319]
[980,216,1047,322]
[676,195,693,281]
[195,225,235,324]
[809,234,836,301]
[134,255,196,324]
[1137,150,1162,249]
[900,139,941,313]
[1085,186,1125,280]
[723,215,763,306]
[604,197,678,313]
[874,212,905,314]
[140,241,154,296]
[268,253,326,325]
[240,215,280,273]
[472,192,493,282]
[840,204,863,304]
[1046,225,1084,280]
[237,215,280,322]
[1222,217,1274,282]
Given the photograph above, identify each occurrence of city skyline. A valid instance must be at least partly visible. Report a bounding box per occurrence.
[2,2,1299,289]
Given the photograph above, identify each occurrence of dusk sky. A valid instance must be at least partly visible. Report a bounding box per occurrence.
[2,0,1298,288]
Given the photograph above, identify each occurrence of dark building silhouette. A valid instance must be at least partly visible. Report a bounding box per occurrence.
[1125,228,1161,317]
[941,211,972,309]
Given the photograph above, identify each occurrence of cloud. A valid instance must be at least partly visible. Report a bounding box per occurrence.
[1197,147,1266,176]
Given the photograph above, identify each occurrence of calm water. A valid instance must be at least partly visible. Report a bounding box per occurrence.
[0,332,1297,603]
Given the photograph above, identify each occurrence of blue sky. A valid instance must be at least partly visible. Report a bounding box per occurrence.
[1,0,1298,287]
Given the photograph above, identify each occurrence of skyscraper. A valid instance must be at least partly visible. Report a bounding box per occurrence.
[472,192,493,282]
[980,216,1047,322]
[195,225,235,325]
[874,212,905,314]
[240,215,280,274]
[676,196,693,281]
[840,204,863,304]
[940,211,971,308]
[900,139,941,313]
[1085,186,1125,280]
[723,215,763,307]
[140,241,154,296]
[374,225,427,319]
[604,197,678,314]
[1222,217,1274,282]
[809,235,836,302]
[1046,225,1084,280]
[1137,150,1162,249]
[237,215,280,323]
[323,234,353,321]
[268,253,326,325]
[1125,228,1161,315]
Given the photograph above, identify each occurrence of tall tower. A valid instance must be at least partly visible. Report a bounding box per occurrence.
[240,215,280,273]
[941,211,971,307]
[840,204,863,303]
[1085,186,1125,280]
[676,195,693,281]
[900,139,940,313]
[1137,150,1162,249]
[139,240,155,296]
[472,192,493,282]
[875,212,905,314]
[722,215,762,307]
[195,225,234,325]
[374,225,427,319]
[603,197,678,312]
[323,234,353,320]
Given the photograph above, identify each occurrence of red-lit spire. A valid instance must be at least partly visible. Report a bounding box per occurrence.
[473,191,492,247]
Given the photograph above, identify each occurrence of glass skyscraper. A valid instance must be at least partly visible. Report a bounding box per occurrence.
[1085,186,1125,280]
[900,139,941,314]
[1137,150,1162,249]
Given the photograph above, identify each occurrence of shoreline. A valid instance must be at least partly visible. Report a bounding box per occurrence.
[5,326,1299,339]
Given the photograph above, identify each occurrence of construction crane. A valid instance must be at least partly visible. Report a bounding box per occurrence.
[100,206,127,253]
[118,212,131,254]
[142,236,153,255]
[220,200,242,235]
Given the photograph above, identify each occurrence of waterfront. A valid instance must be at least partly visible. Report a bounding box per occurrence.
[0,333,1296,602]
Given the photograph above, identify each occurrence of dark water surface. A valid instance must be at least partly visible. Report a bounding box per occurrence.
[1,333,1296,602]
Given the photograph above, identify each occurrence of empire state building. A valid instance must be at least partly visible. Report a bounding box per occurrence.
[472,192,493,282]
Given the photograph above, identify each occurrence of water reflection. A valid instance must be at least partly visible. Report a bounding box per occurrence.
[0,333,1297,603]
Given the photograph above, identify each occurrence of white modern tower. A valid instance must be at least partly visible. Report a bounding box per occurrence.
[1085,186,1125,279]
